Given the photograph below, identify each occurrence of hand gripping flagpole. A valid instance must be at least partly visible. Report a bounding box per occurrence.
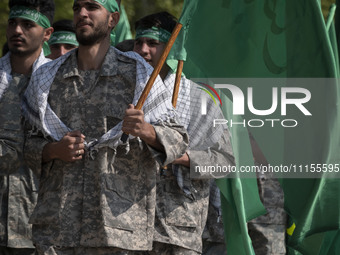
[121,23,183,143]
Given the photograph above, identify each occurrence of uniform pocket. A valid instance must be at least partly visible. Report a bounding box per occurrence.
[163,180,199,228]
[105,175,136,204]
[102,176,138,232]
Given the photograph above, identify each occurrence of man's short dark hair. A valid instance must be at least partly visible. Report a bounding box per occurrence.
[135,12,177,34]
[9,0,55,25]
[52,19,75,33]
[115,39,134,52]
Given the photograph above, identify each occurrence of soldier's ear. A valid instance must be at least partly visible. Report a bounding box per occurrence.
[43,27,54,43]
[109,12,120,30]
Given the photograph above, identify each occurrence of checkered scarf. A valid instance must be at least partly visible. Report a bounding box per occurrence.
[164,73,227,217]
[0,51,49,100]
[22,48,176,153]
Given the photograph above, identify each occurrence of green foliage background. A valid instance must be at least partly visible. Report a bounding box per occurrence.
[0,0,335,55]
[0,0,183,54]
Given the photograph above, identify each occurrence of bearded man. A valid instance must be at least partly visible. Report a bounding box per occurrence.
[23,0,188,254]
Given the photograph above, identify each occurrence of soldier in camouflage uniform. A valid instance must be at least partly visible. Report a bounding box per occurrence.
[22,0,189,254]
[134,12,234,254]
[0,0,54,254]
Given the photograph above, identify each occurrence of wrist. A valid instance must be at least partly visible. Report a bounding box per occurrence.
[42,142,57,163]
[140,123,156,143]
[141,124,164,151]
[173,152,190,167]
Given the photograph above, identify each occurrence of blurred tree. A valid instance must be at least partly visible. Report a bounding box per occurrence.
[53,0,74,21]
[0,0,335,56]
[0,0,183,55]
[0,2,9,55]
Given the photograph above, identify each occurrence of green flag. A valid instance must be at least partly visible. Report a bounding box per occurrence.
[177,1,267,254]
[217,94,266,255]
[110,5,132,46]
[318,230,340,255]
[166,0,198,71]
[178,0,340,254]
[283,3,340,254]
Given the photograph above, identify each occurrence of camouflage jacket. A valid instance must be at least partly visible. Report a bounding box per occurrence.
[24,48,188,250]
[153,74,234,252]
[0,56,23,175]
[0,51,48,248]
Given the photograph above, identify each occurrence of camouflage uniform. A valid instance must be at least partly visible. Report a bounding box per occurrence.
[153,74,234,253]
[0,74,23,175]
[34,241,198,255]
[0,52,48,253]
[24,48,188,253]
[202,180,227,255]
[248,168,287,255]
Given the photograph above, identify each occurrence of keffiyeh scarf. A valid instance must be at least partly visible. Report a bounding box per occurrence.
[22,48,176,154]
[0,51,49,100]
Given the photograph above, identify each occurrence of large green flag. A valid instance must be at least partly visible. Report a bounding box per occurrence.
[217,93,266,255]
[174,1,267,255]
[282,2,340,254]
[177,0,340,254]
[110,4,132,46]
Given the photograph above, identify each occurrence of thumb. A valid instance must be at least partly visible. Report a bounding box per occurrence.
[128,104,135,109]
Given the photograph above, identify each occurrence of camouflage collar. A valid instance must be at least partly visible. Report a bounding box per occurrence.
[100,47,118,77]
[62,47,118,78]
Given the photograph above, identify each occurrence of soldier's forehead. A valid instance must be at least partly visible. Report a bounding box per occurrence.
[74,0,98,4]
[73,0,100,6]
[8,17,35,23]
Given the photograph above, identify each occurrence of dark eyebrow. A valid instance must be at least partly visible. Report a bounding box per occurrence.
[23,19,35,24]
[146,38,159,43]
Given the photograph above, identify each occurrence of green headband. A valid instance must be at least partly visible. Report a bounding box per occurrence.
[9,5,51,28]
[74,0,119,13]
[135,26,171,43]
[95,0,119,12]
[48,31,79,46]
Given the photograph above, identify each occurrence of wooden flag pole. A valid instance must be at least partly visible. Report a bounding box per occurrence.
[162,60,184,172]
[172,60,184,108]
[135,23,183,109]
[121,22,183,142]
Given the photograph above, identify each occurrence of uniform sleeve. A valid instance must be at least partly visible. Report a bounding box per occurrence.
[23,121,51,178]
[187,129,235,179]
[0,85,24,175]
[147,118,189,166]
